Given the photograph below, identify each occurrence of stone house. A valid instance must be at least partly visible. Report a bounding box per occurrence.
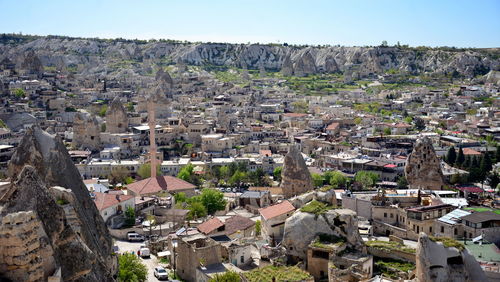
[175,234,222,282]
[461,211,500,242]
[434,208,471,239]
[92,192,135,223]
[239,190,272,210]
[259,200,295,243]
[197,215,255,239]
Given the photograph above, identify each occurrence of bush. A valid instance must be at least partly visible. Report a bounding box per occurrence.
[118,253,148,282]
[209,271,241,282]
[300,200,335,215]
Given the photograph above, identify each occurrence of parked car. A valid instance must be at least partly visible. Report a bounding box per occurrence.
[127,232,144,242]
[138,247,150,258]
[154,266,169,280]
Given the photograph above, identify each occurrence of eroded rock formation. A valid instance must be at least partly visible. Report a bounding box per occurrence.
[0,126,116,281]
[416,233,487,282]
[282,208,365,260]
[1,35,498,79]
[280,145,313,198]
[405,137,445,190]
[106,96,128,133]
[72,112,101,151]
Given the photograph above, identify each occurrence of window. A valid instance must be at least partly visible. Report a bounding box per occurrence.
[454,228,457,235]
[417,226,420,233]
[384,213,387,218]
[429,227,432,233]
[441,226,444,233]
[240,256,244,263]
[390,213,393,218]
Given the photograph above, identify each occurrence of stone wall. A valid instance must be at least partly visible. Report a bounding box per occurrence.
[367,246,416,263]
[341,195,372,220]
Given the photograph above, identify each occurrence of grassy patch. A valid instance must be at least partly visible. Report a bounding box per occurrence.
[365,240,416,254]
[300,200,335,215]
[464,207,500,214]
[56,198,69,205]
[311,233,346,250]
[244,265,312,282]
[429,236,465,251]
[374,258,415,279]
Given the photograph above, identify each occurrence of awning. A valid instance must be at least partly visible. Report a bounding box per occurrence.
[157,251,171,257]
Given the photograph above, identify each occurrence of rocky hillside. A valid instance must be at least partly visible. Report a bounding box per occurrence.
[0,126,116,281]
[1,34,499,79]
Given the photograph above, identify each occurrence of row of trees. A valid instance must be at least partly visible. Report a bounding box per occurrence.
[310,170,380,190]
[178,163,273,188]
[174,189,227,220]
[446,146,498,185]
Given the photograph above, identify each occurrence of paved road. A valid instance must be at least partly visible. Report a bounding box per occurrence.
[115,239,162,281]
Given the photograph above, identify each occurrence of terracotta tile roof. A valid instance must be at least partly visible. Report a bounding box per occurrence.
[93,192,134,211]
[259,200,295,220]
[260,150,272,157]
[126,176,196,196]
[224,215,255,235]
[462,148,482,155]
[326,122,340,130]
[197,217,224,234]
[284,113,308,118]
[249,186,284,195]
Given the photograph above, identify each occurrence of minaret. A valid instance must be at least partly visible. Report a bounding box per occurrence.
[148,96,157,178]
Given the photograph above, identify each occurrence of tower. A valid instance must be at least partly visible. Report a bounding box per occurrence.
[148,96,157,178]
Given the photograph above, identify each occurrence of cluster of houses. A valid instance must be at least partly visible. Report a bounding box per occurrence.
[1,53,500,281]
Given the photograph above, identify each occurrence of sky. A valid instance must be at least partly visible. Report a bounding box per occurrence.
[1,0,499,48]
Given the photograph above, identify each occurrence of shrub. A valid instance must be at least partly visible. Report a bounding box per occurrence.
[118,253,148,282]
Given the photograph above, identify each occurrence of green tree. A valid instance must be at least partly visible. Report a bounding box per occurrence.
[383,127,392,135]
[208,271,241,282]
[124,206,135,226]
[255,220,261,236]
[292,100,309,113]
[118,253,148,282]
[496,146,500,163]
[13,88,26,98]
[200,188,227,214]
[137,163,161,179]
[109,167,130,184]
[487,172,499,191]
[174,192,188,204]
[355,171,379,189]
[229,170,247,187]
[273,166,283,182]
[446,146,456,165]
[455,147,465,167]
[187,201,207,220]
[414,117,425,131]
[397,176,408,189]
[178,164,194,182]
[311,173,324,188]
[325,171,347,188]
[98,104,108,117]
[450,173,462,185]
[479,153,492,181]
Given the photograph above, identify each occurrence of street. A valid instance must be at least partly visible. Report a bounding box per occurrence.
[115,239,163,281]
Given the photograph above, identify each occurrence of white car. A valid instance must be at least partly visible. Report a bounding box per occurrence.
[154,266,168,280]
[127,232,144,242]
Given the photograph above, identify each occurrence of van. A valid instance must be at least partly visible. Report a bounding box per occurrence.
[138,247,150,258]
[127,232,144,242]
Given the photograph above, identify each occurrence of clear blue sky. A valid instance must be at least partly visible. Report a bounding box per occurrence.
[1,0,499,47]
